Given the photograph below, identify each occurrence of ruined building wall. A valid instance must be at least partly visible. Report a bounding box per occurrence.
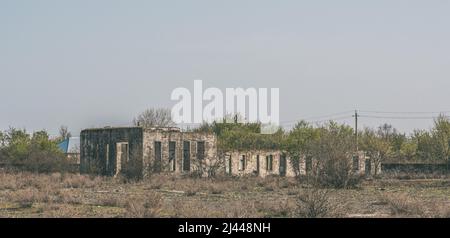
[142,129,218,177]
[80,127,143,177]
[221,151,378,178]
[224,150,296,177]
[80,127,379,179]
[353,151,382,176]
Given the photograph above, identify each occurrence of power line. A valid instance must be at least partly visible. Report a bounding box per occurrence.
[359,110,450,115]
[308,115,353,124]
[280,110,354,123]
[172,109,449,128]
[280,110,450,127]
[281,115,353,126]
[358,115,448,120]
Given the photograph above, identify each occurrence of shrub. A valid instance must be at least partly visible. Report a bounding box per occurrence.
[54,190,82,205]
[295,188,335,218]
[97,196,125,207]
[380,193,425,217]
[256,200,293,218]
[62,174,99,188]
[7,188,53,207]
[185,188,198,196]
[264,184,275,192]
[288,122,363,189]
[207,185,223,194]
[125,193,163,218]
[23,149,72,173]
[0,128,72,173]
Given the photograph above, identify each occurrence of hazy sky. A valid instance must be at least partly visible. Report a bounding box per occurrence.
[1,0,449,136]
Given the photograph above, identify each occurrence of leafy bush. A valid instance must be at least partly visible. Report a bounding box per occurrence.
[290,122,362,188]
[0,128,71,173]
[193,120,283,152]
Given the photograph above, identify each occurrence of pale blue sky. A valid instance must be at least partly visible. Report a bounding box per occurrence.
[1,0,449,136]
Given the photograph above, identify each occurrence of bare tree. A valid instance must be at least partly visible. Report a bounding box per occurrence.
[378,123,393,140]
[59,125,72,140]
[133,108,174,128]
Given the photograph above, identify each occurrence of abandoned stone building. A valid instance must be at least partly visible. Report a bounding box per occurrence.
[80,127,217,178]
[80,127,379,178]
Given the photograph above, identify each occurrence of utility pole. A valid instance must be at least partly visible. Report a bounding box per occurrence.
[353,110,359,152]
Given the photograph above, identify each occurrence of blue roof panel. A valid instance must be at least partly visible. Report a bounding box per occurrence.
[58,139,69,153]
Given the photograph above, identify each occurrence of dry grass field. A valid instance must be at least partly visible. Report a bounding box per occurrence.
[0,170,449,218]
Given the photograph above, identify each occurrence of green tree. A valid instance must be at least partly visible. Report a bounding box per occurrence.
[284,121,320,176]
[376,123,405,160]
[399,140,417,161]
[193,115,280,152]
[0,131,4,147]
[0,128,68,173]
[431,115,450,165]
[308,122,358,188]
[413,129,434,161]
[360,128,391,175]
[1,128,30,163]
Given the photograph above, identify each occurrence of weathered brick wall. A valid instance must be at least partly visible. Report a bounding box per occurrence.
[142,129,218,177]
[80,127,143,177]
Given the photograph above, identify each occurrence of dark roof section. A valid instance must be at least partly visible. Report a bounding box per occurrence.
[81,126,142,132]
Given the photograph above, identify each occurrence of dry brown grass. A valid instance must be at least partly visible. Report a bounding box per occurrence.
[54,190,83,205]
[255,199,294,218]
[0,171,448,218]
[124,193,163,218]
[379,193,425,217]
[95,195,126,207]
[62,174,101,189]
[168,199,260,218]
[429,203,450,218]
[5,188,53,207]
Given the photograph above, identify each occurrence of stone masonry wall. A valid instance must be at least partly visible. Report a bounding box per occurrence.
[142,129,218,177]
[225,150,297,177]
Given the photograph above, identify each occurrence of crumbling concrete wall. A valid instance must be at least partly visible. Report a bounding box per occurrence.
[142,128,218,177]
[224,150,296,177]
[80,127,143,178]
[353,151,381,176]
[221,151,379,178]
